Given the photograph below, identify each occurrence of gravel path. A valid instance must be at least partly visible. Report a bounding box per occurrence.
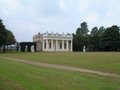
[0,56,120,78]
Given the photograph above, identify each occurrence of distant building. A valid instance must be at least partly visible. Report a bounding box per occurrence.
[33,32,73,52]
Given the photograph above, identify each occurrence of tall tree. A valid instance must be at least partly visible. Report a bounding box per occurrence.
[6,30,16,51]
[76,27,81,35]
[97,26,106,51]
[74,22,90,51]
[102,25,120,51]
[0,18,16,52]
[6,30,16,45]
[98,26,105,36]
[0,19,5,45]
[76,22,89,35]
[0,19,8,52]
[90,27,98,36]
[80,22,89,35]
[89,27,99,51]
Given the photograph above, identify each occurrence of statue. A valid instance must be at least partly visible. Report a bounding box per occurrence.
[19,45,21,52]
[83,46,86,52]
[25,46,28,52]
[31,45,35,52]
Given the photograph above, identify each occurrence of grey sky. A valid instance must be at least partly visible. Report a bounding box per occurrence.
[0,0,120,41]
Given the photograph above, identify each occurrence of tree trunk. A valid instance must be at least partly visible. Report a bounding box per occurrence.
[3,44,6,52]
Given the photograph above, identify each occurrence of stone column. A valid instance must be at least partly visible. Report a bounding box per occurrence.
[67,40,69,51]
[71,40,73,51]
[43,39,45,51]
[56,40,58,51]
[46,39,48,51]
[62,40,64,51]
[51,39,53,51]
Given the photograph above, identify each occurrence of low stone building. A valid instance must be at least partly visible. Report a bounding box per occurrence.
[33,32,73,52]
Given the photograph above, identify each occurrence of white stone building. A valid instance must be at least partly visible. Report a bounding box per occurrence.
[33,32,73,52]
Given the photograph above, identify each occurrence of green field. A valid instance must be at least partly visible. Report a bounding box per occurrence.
[0,52,120,90]
[1,52,120,73]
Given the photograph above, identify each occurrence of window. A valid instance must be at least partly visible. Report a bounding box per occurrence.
[60,43,62,49]
[49,42,51,49]
[68,41,71,50]
[64,43,66,49]
[44,42,46,49]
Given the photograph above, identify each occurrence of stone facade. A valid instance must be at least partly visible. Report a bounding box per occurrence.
[33,32,73,52]
[33,33,42,51]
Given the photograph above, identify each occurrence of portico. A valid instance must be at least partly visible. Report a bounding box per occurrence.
[33,32,73,52]
[43,39,72,51]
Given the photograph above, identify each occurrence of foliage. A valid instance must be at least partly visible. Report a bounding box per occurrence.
[74,22,89,51]
[76,22,89,35]
[73,22,120,51]
[90,27,98,36]
[0,19,7,46]
[0,18,16,52]
[20,42,36,52]
[89,26,105,51]
[101,25,120,51]
[6,30,16,45]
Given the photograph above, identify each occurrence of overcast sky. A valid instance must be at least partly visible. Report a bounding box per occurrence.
[0,0,120,42]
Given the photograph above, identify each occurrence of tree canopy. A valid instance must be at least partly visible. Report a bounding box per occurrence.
[0,18,16,52]
[101,25,120,51]
[73,22,120,51]
[73,22,90,51]
[76,22,89,35]
[1,18,120,52]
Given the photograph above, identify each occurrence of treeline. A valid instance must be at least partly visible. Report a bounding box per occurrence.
[0,19,16,52]
[1,18,120,52]
[73,22,120,51]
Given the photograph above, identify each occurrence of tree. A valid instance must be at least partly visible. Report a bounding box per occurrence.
[6,30,16,45]
[5,30,16,51]
[89,26,106,51]
[0,19,6,45]
[102,25,120,51]
[0,18,16,52]
[76,27,81,35]
[76,22,89,35]
[74,21,120,52]
[89,27,99,51]
[98,26,105,36]
[0,19,8,52]
[97,26,106,51]
[73,22,90,51]
[80,22,89,35]
[90,27,98,36]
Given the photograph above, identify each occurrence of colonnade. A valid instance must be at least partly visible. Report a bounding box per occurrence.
[43,39,72,51]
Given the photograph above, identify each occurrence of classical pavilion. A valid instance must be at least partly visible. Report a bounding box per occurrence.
[33,32,73,52]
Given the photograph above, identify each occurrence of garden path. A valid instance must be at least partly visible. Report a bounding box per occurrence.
[0,56,120,78]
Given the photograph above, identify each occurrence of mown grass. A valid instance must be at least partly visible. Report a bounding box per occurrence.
[0,52,120,74]
[0,59,120,90]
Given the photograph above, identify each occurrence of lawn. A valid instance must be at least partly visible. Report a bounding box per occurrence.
[0,58,120,90]
[0,52,120,74]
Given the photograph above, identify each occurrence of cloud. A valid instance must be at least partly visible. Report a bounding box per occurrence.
[79,0,90,13]
[1,0,120,41]
[59,0,67,11]
[78,0,102,13]
[2,10,9,17]
[3,0,21,11]
[86,14,99,24]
